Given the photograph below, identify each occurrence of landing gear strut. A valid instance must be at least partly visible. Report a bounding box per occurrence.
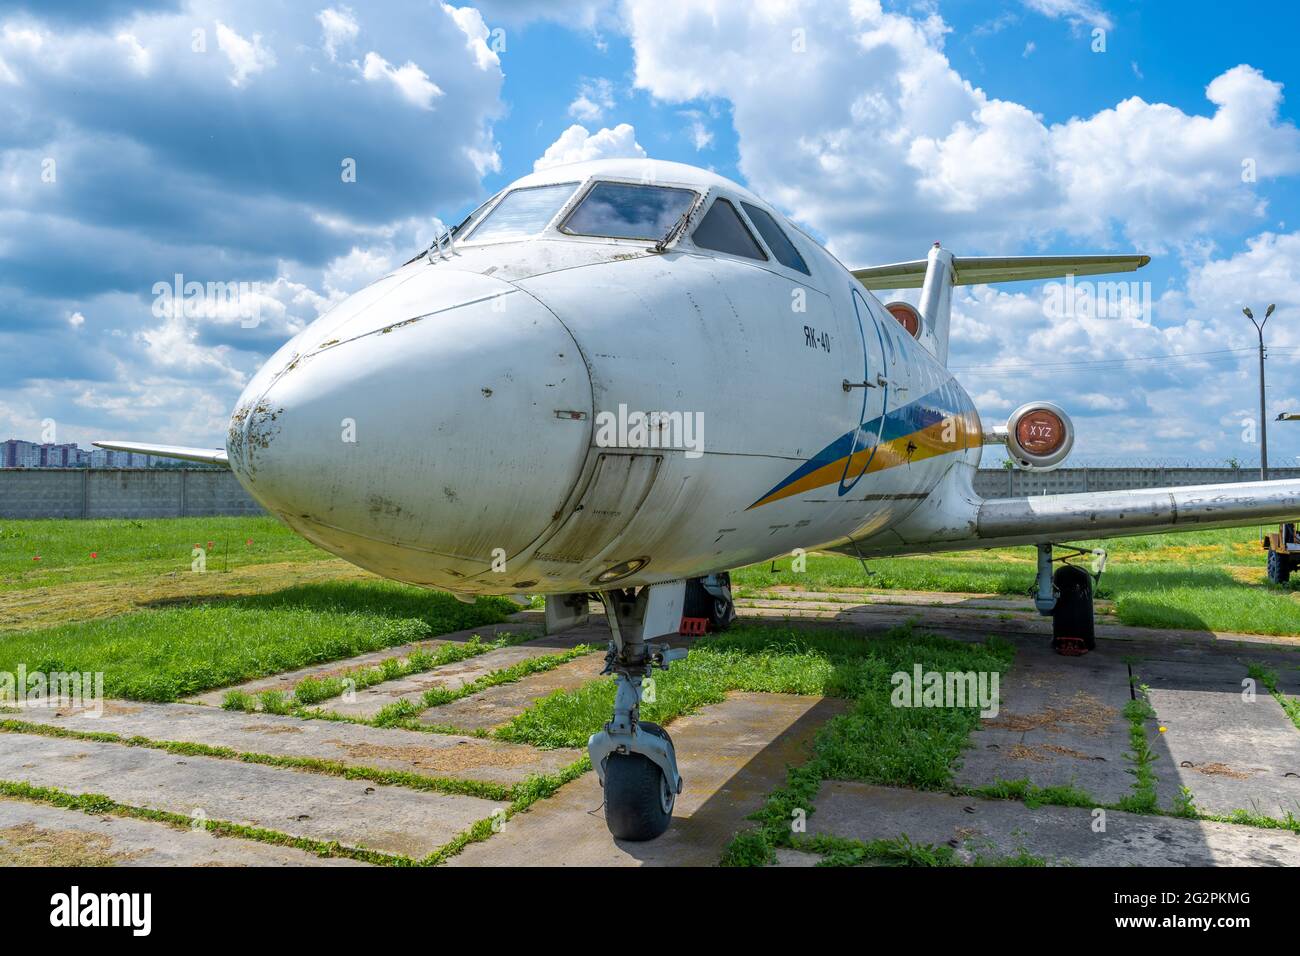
[1035,543,1101,656]
[587,581,688,841]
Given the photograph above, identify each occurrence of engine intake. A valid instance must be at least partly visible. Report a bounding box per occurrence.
[986,401,1074,471]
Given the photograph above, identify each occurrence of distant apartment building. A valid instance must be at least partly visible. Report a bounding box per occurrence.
[2,439,41,468]
[2,439,149,468]
[88,448,153,468]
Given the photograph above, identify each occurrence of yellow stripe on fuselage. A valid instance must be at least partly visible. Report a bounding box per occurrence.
[748,410,977,509]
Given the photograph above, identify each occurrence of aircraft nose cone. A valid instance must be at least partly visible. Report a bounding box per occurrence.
[227,270,591,583]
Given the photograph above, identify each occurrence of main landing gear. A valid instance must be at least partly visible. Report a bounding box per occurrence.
[1034,543,1102,656]
[587,580,689,841]
[683,572,737,632]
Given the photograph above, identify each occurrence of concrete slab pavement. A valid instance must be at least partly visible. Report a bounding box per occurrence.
[0,798,368,866]
[803,781,1300,866]
[0,732,505,859]
[9,701,581,787]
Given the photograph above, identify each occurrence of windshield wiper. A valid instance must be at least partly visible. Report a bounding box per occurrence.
[653,204,695,253]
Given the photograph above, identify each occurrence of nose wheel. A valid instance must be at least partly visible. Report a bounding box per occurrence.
[603,722,676,841]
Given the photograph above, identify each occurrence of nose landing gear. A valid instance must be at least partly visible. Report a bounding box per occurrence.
[587,581,688,841]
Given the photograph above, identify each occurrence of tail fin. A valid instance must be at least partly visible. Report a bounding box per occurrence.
[851,249,1150,366]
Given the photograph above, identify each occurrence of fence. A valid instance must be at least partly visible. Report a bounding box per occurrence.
[0,469,263,519]
[3,466,1299,520]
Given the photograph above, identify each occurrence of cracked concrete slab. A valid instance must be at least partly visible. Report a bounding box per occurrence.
[447,692,848,866]
[805,781,1300,866]
[318,631,597,720]
[1136,655,1300,820]
[183,621,537,707]
[9,701,580,786]
[952,639,1136,804]
[0,732,504,859]
[419,651,605,731]
[0,798,367,866]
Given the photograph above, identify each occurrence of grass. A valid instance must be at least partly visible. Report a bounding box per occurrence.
[372,644,598,728]
[1118,692,1160,814]
[0,579,515,702]
[712,626,1014,866]
[496,626,875,750]
[0,516,320,590]
[733,526,1300,636]
[222,632,526,713]
[1246,662,1300,730]
[799,832,1049,867]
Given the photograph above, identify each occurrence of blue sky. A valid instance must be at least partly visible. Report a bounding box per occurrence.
[2,0,1299,466]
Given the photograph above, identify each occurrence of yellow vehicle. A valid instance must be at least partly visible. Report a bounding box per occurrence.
[1265,522,1300,584]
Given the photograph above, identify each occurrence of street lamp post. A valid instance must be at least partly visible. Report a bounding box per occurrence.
[1243,304,1277,481]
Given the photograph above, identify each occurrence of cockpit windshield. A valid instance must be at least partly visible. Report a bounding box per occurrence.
[560,182,697,241]
[466,182,578,242]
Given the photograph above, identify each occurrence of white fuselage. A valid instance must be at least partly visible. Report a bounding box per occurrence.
[226,160,983,596]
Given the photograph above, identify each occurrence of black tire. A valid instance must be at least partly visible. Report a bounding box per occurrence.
[1267,549,1291,585]
[683,576,736,632]
[602,722,675,842]
[1051,565,1095,652]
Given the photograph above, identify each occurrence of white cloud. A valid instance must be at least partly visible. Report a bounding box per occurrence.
[361,51,443,109]
[622,2,1300,263]
[568,76,615,121]
[317,6,359,62]
[0,1,506,449]
[215,21,275,87]
[1021,0,1113,32]
[442,4,501,71]
[115,32,150,74]
[469,0,613,30]
[534,123,646,170]
[892,228,1300,461]
[680,109,713,150]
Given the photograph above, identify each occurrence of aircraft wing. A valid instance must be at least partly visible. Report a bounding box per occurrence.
[93,440,229,467]
[968,479,1300,550]
[852,254,1150,290]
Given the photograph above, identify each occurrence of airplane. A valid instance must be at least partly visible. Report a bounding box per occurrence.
[98,158,1300,842]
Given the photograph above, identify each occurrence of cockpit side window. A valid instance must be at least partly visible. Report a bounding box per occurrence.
[466,182,578,242]
[451,190,503,238]
[691,198,767,261]
[740,202,810,275]
[560,181,698,240]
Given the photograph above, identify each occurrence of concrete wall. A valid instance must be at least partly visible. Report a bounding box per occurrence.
[0,469,264,519]
[3,467,1299,519]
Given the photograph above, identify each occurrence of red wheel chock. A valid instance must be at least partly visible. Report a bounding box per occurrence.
[679,617,709,636]
[1053,637,1089,657]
